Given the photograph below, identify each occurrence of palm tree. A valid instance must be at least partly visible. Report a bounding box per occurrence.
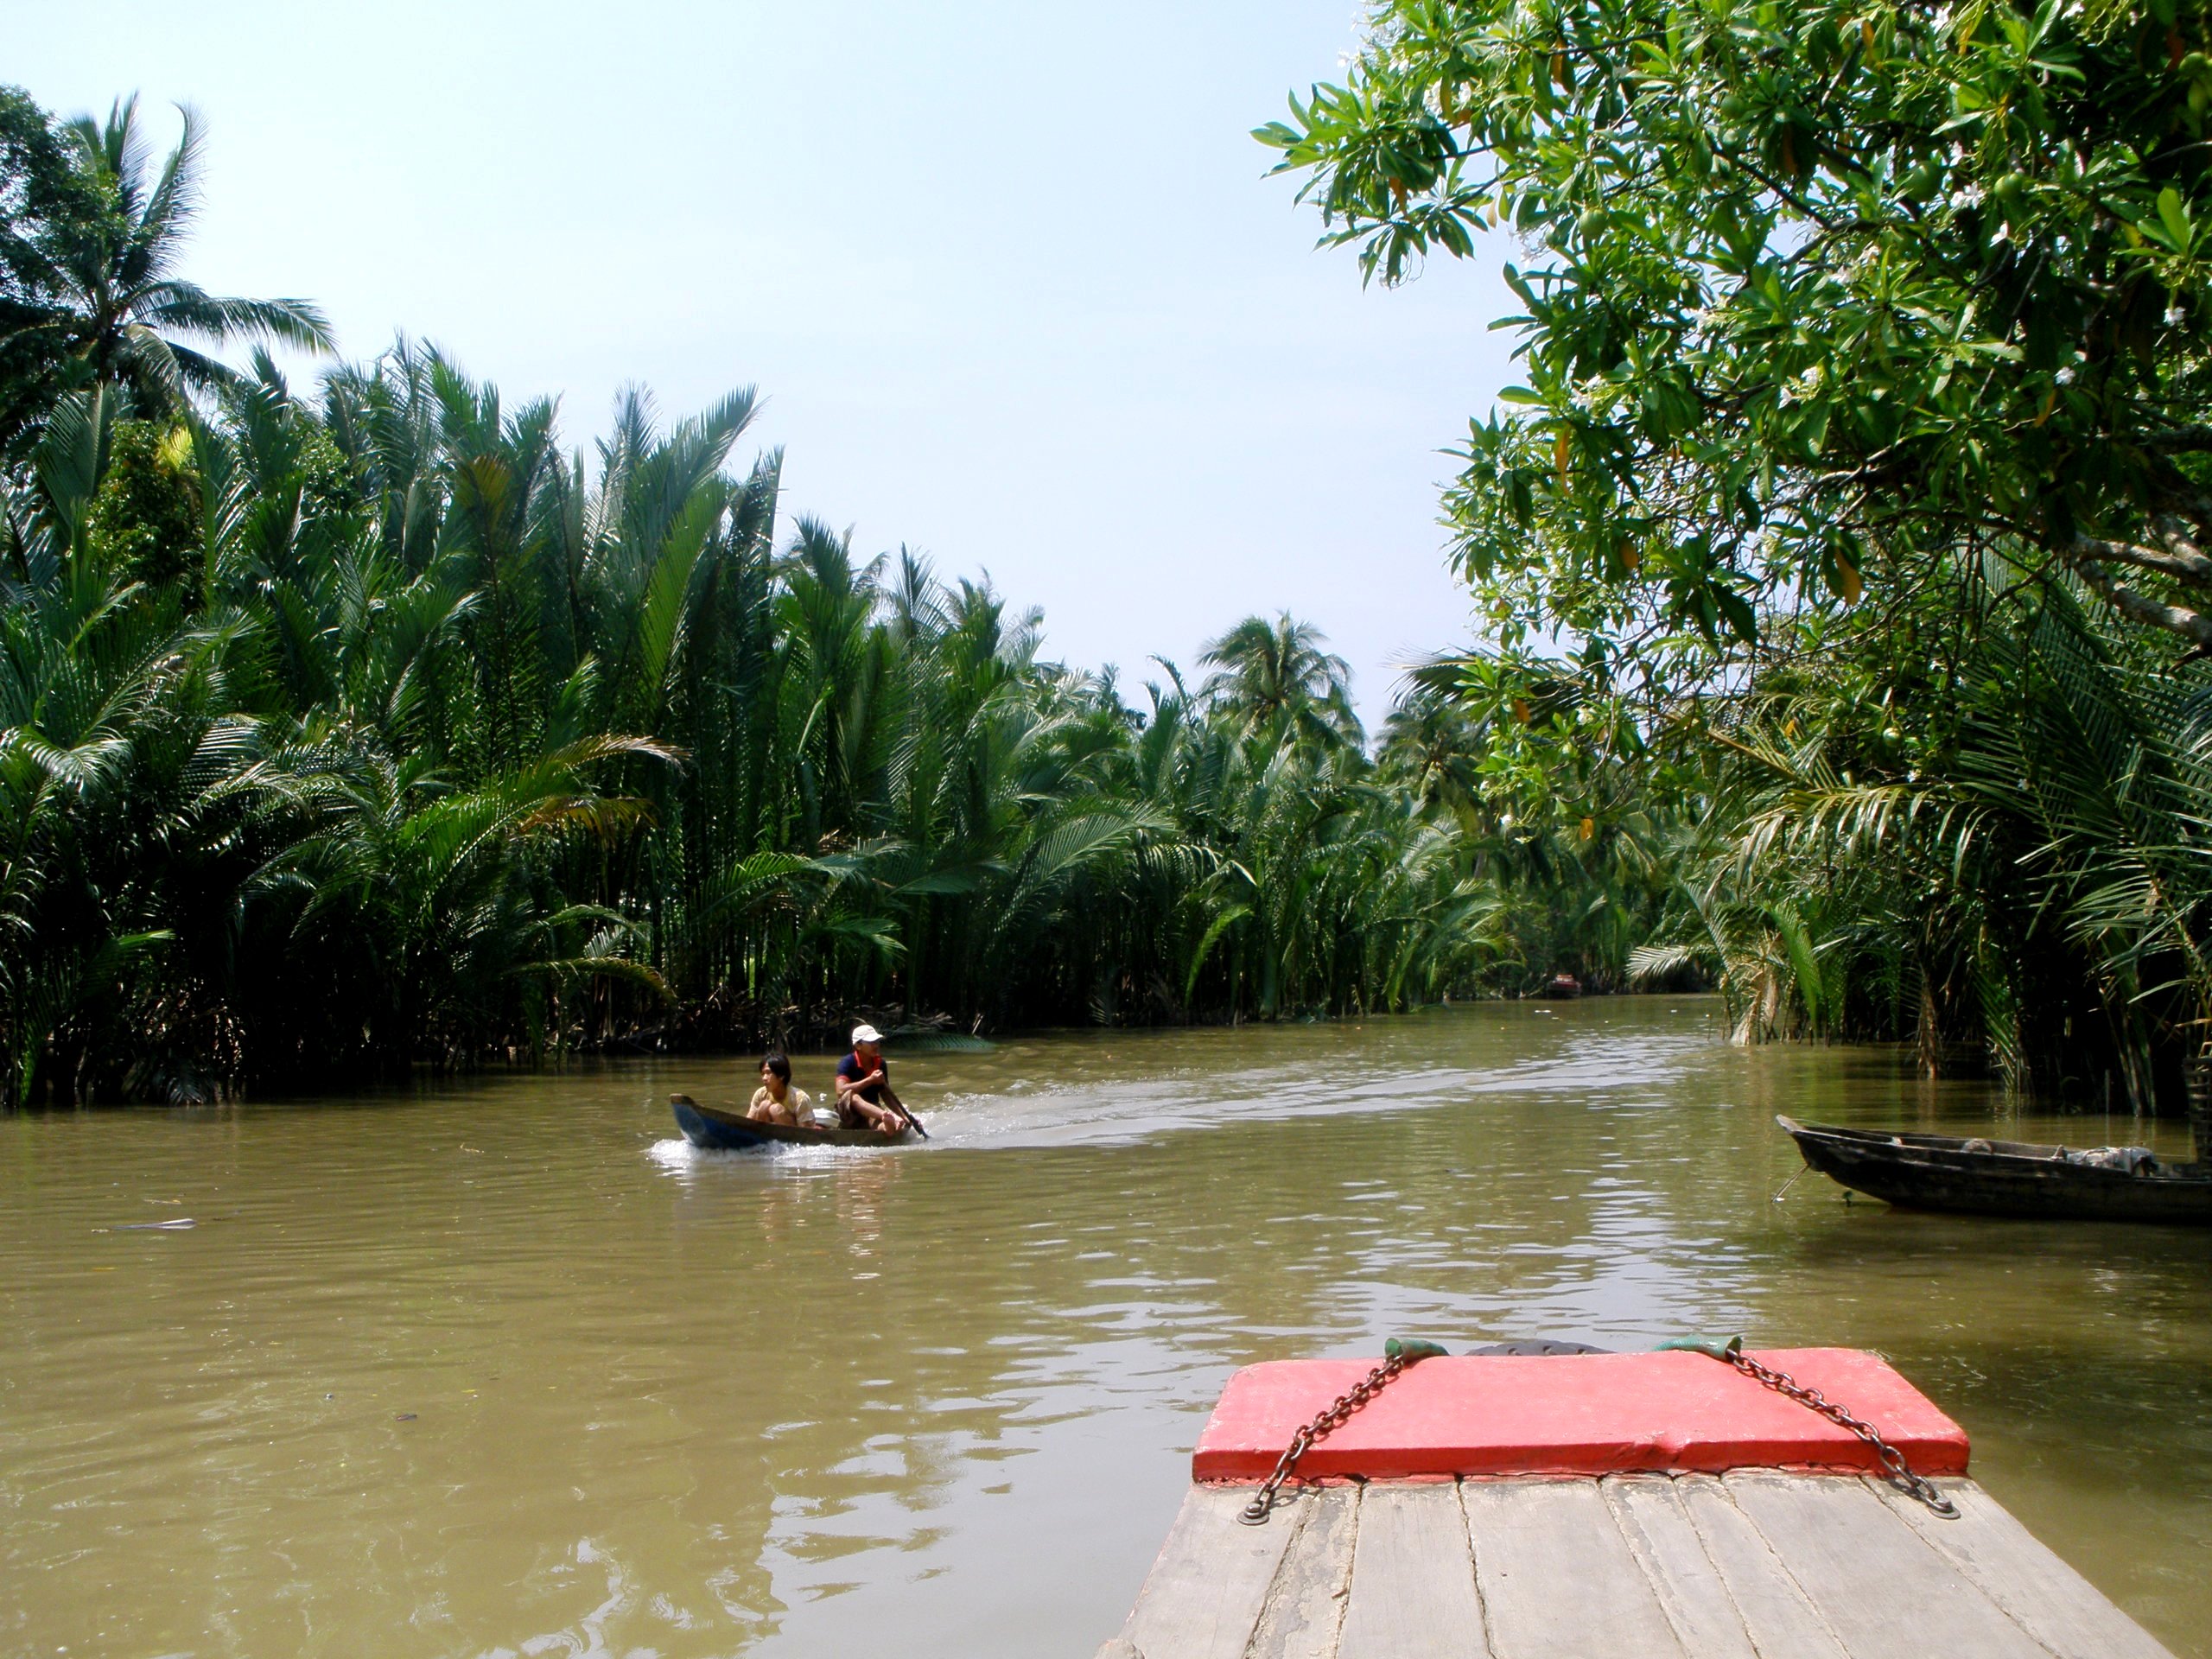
[1198,613,1362,753]
[1379,665,1488,818]
[3,334,1503,1096]
[7,97,332,421]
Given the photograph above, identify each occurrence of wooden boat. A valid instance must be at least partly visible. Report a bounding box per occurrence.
[1541,973,1583,999]
[670,1093,912,1151]
[1777,1113,2212,1224]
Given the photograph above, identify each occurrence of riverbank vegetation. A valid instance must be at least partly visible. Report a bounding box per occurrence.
[1265,0,2212,1114]
[0,88,1575,1105]
[22,1,2210,1120]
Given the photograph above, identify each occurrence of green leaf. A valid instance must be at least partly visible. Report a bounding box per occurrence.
[2158,186,2191,251]
[1770,906,1822,1028]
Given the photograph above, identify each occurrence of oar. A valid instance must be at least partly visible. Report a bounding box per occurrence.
[856,1060,927,1140]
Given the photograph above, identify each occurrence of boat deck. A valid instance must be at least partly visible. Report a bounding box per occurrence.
[1099,1347,2176,1658]
[1099,1471,2172,1659]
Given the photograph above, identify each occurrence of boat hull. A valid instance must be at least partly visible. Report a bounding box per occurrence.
[1778,1115,2212,1224]
[670,1094,912,1150]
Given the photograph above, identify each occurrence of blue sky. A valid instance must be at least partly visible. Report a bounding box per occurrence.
[13,1,1517,723]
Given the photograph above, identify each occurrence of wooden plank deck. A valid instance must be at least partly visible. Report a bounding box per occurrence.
[1096,1474,2177,1659]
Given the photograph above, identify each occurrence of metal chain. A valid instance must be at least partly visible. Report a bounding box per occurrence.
[1237,1352,1413,1525]
[1721,1348,1960,1519]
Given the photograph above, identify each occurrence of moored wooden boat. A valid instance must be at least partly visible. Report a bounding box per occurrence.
[1777,1114,2212,1224]
[1099,1346,2178,1658]
[670,1093,913,1150]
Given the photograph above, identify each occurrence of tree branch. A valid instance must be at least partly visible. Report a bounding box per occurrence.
[2139,426,2212,452]
[2155,513,2212,564]
[2074,532,2212,588]
[2074,557,2212,648]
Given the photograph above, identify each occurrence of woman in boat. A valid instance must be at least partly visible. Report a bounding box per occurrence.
[835,1025,909,1134]
[747,1052,822,1127]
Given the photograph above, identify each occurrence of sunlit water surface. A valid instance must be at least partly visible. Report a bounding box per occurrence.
[3,999,2208,1657]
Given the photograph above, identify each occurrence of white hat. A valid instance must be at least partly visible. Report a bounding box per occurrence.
[851,1024,883,1046]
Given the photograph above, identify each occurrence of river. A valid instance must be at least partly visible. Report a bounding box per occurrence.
[3,998,2207,1657]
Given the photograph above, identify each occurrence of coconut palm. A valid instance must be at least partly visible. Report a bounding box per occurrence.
[1198,613,1362,753]
[1379,665,1487,819]
[6,97,332,424]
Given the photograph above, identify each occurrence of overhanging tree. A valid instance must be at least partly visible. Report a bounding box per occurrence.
[1260,0,2212,671]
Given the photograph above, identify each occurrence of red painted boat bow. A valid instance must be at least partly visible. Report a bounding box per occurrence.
[1192,1348,1968,1483]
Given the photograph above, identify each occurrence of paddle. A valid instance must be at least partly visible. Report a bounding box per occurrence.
[887,1096,929,1140]
[849,1058,927,1140]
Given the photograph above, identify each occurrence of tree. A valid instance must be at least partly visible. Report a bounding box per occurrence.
[0,86,105,454]
[82,418,200,594]
[0,91,331,438]
[0,82,1521,1104]
[1198,612,1363,751]
[1259,0,2212,677]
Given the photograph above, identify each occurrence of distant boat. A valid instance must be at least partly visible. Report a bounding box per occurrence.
[1540,974,1582,1000]
[1777,1114,2212,1224]
[670,1094,914,1150]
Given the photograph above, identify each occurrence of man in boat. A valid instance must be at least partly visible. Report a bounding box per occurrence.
[835,1025,909,1135]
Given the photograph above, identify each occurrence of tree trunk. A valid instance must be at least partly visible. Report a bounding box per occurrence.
[2188,1040,2212,1167]
[1916,974,1942,1079]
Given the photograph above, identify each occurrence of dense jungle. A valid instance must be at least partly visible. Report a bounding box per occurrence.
[0,89,1566,1106]
[1261,0,2212,1123]
[10,0,2212,1126]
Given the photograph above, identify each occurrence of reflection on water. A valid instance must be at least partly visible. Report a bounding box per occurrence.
[2,1000,2207,1657]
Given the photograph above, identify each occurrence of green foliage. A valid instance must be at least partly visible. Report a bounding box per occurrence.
[0,342,1504,1103]
[1378,654,1685,988]
[1626,564,2212,1106]
[0,86,332,454]
[82,420,200,594]
[0,86,107,455]
[1261,0,2212,668]
[1198,613,1363,751]
[0,79,1611,1105]
[1267,1,2212,1113]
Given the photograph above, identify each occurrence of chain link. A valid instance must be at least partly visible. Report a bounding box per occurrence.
[1723,1349,1960,1519]
[1237,1353,1408,1525]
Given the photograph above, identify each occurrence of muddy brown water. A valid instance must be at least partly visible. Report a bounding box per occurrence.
[3,998,2208,1658]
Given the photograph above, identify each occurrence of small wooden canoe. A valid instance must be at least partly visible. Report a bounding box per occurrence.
[1777,1113,2212,1224]
[670,1094,913,1151]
